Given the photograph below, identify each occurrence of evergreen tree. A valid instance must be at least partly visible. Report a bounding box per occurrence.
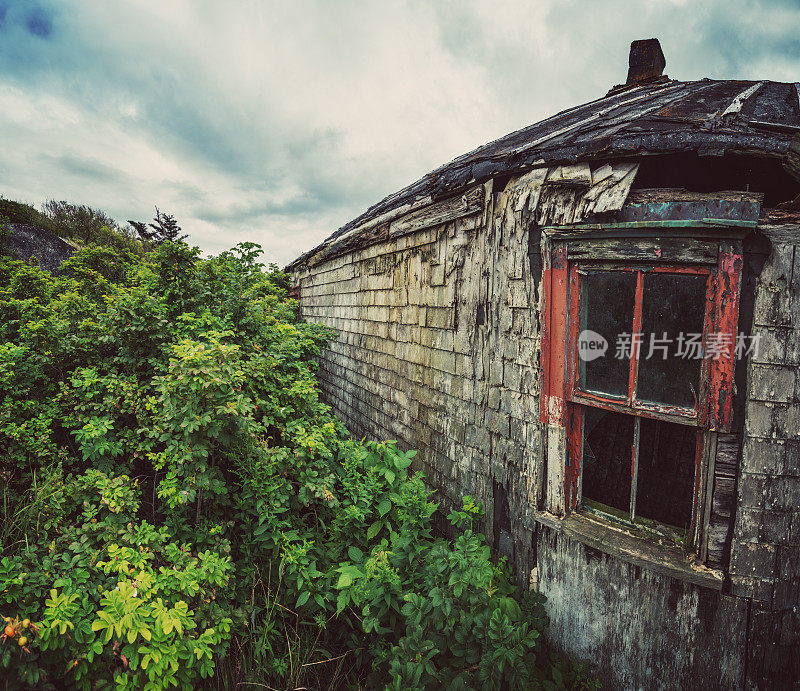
[127,220,154,242]
[128,207,187,244]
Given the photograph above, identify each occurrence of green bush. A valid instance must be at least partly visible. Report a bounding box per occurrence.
[0,241,598,689]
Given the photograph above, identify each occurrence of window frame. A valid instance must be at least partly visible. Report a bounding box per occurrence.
[541,237,743,554]
[565,263,717,527]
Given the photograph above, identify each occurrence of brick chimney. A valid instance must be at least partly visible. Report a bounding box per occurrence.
[626,39,666,85]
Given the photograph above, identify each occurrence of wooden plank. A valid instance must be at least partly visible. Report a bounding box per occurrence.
[709,247,743,431]
[545,163,592,186]
[627,188,764,205]
[705,432,740,568]
[747,119,800,133]
[700,431,718,563]
[300,185,485,269]
[588,164,639,215]
[545,219,756,235]
[388,186,484,238]
[621,188,763,225]
[533,511,724,590]
[721,82,765,117]
[566,238,718,264]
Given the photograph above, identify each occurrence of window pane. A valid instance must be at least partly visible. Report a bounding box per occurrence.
[637,273,707,409]
[578,271,636,397]
[636,418,696,529]
[582,407,633,516]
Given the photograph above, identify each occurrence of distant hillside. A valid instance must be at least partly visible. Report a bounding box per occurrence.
[0,197,145,257]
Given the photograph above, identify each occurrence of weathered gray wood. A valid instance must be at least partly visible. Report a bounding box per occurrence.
[784,132,800,183]
[700,432,718,561]
[567,237,718,263]
[759,224,800,245]
[534,511,724,590]
[535,521,747,690]
[388,186,484,238]
[545,163,592,187]
[706,433,740,568]
[626,188,764,206]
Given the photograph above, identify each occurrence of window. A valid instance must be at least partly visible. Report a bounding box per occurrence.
[564,266,715,532]
[535,240,744,549]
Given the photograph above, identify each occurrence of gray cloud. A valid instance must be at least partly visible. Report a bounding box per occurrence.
[46,153,128,185]
[1,0,799,266]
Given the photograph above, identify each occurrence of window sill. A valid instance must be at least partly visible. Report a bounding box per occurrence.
[533,510,724,591]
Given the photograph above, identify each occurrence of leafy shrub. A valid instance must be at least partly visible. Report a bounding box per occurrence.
[0,242,598,689]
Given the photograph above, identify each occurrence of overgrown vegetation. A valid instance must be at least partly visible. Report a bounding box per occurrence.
[0,236,598,689]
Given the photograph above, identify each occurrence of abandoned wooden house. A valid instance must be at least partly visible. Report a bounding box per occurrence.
[287,40,800,688]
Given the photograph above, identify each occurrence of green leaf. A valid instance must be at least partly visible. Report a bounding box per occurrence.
[367,521,383,540]
[384,469,395,484]
[377,499,391,517]
[348,546,364,562]
[336,573,353,589]
[296,591,311,607]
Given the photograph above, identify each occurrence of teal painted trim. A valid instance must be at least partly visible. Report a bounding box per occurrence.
[542,218,758,232]
[700,218,759,228]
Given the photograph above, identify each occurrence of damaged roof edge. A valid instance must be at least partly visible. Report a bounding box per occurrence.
[286,78,800,273]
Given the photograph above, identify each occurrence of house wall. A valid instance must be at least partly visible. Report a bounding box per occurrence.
[294,178,545,584]
[291,169,798,688]
[536,522,749,689]
[728,239,800,685]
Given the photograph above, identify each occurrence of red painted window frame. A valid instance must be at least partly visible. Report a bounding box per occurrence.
[540,243,743,534]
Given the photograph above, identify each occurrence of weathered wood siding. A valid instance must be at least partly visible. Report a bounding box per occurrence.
[295,178,545,581]
[729,239,800,685]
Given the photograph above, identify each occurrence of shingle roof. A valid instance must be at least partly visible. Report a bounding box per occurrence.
[289,78,800,269]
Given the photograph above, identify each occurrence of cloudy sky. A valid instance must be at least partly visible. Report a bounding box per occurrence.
[1,1,799,265]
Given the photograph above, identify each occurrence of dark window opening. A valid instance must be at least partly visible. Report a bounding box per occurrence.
[582,408,633,515]
[573,266,710,417]
[636,417,695,529]
[631,152,800,208]
[582,407,696,530]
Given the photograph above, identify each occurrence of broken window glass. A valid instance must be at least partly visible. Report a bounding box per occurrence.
[637,273,707,409]
[578,270,636,398]
[582,407,633,516]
